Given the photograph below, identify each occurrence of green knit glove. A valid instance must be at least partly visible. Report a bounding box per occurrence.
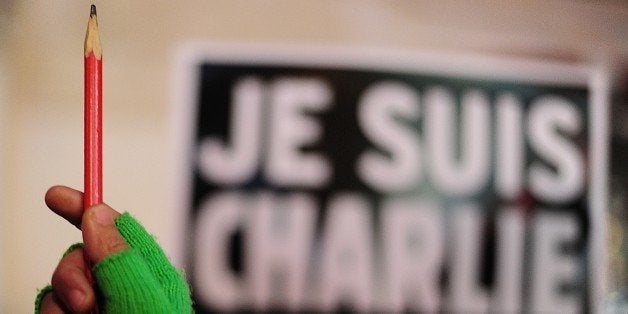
[36,212,192,313]
[94,212,192,313]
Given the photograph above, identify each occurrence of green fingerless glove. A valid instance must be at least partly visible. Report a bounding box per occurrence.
[35,213,192,313]
[94,212,192,313]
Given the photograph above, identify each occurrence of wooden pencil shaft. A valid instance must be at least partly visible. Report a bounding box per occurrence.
[84,52,102,208]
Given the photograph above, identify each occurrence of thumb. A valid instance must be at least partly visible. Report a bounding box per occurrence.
[82,204,130,263]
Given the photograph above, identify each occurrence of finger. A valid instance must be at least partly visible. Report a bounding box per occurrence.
[82,204,129,263]
[39,291,67,314]
[51,247,96,313]
[45,185,84,229]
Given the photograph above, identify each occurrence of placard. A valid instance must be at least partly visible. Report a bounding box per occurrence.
[173,44,608,313]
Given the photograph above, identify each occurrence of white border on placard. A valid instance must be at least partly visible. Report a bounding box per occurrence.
[589,67,609,314]
[170,42,608,312]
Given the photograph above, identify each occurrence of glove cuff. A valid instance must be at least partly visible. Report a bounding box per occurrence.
[34,285,53,314]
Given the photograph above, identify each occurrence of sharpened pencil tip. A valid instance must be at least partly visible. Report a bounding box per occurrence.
[85,4,102,59]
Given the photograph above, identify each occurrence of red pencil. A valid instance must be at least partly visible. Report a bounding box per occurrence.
[84,4,102,209]
[84,5,101,313]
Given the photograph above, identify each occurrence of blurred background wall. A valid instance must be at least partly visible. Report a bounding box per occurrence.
[0,1,626,312]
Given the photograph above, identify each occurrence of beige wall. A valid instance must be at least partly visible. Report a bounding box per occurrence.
[0,1,626,312]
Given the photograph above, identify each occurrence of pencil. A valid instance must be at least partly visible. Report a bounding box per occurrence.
[84,5,101,313]
[84,4,102,209]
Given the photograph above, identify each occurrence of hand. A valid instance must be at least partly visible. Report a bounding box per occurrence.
[37,185,191,313]
[39,185,126,313]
